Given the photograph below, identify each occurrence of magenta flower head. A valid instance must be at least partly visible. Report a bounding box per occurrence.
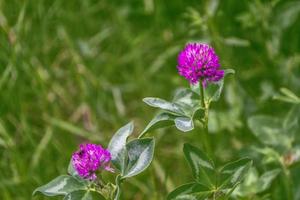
[72,143,113,180]
[177,43,224,86]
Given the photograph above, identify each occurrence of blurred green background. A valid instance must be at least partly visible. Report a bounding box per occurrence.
[0,0,300,199]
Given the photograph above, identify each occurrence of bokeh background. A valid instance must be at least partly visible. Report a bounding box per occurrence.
[1,0,300,199]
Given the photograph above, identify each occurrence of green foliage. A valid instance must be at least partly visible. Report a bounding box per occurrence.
[108,123,155,179]
[33,175,87,197]
[123,138,155,178]
[167,144,252,200]
[108,123,155,199]
[34,122,155,200]
[233,168,281,198]
[190,69,235,103]
[248,115,291,148]
[142,68,234,135]
[142,89,203,134]
[183,144,215,187]
[274,88,300,104]
[247,104,300,200]
[108,122,134,173]
[248,105,300,166]
[33,175,107,200]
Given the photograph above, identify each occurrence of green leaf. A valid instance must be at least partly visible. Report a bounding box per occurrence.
[172,88,201,117]
[190,69,235,102]
[205,69,235,102]
[280,88,300,102]
[205,82,223,102]
[190,82,201,96]
[283,106,300,138]
[141,110,203,136]
[224,68,235,75]
[247,115,291,148]
[173,88,199,102]
[174,117,194,132]
[108,122,134,172]
[256,169,281,193]
[33,175,86,197]
[183,143,215,188]
[254,147,282,164]
[68,159,77,177]
[273,88,300,104]
[141,112,176,135]
[63,190,106,200]
[143,97,185,115]
[234,168,280,197]
[193,107,205,121]
[232,167,259,196]
[142,88,205,134]
[167,182,212,200]
[219,158,252,191]
[123,138,155,178]
[275,2,300,29]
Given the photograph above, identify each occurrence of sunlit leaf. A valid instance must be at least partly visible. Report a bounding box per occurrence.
[108,122,134,173]
[175,117,194,132]
[143,97,185,115]
[123,138,155,178]
[141,112,176,135]
[142,89,204,134]
[172,88,201,117]
[33,175,86,197]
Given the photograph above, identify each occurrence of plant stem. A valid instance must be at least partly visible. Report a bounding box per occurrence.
[114,175,122,200]
[199,81,212,157]
[281,164,294,200]
[138,131,146,139]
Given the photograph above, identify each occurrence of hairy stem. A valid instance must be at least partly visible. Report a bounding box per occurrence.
[199,81,212,157]
[114,175,122,200]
